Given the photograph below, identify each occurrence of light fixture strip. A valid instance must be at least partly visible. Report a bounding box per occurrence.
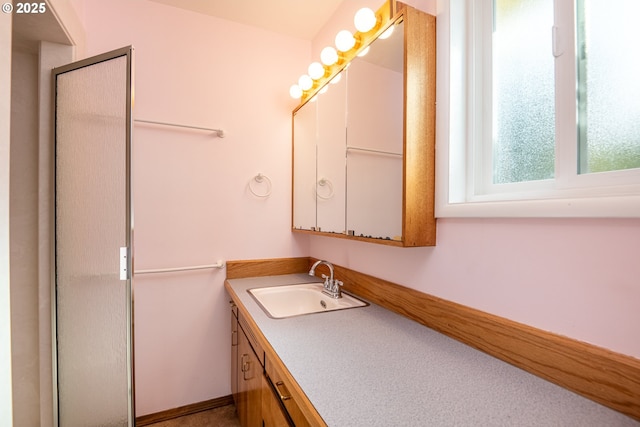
[297,0,400,104]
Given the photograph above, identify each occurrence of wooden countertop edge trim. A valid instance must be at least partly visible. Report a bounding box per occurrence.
[225,279,329,427]
[226,257,640,422]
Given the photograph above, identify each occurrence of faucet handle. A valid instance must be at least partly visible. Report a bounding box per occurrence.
[332,280,343,293]
[320,274,331,287]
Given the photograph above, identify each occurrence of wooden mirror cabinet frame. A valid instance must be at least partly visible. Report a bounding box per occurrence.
[291,2,437,247]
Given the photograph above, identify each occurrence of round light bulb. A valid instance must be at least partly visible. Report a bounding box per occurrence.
[308,62,325,80]
[357,46,370,57]
[354,8,377,32]
[320,46,338,66]
[335,30,356,52]
[379,25,395,39]
[289,84,302,99]
[298,74,313,91]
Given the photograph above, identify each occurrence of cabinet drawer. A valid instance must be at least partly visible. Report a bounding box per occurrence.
[265,358,311,427]
[239,312,265,367]
[263,374,294,427]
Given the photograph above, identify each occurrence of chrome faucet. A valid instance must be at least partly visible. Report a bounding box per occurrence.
[308,260,343,298]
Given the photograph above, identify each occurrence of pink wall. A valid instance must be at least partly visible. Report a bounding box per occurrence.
[82,0,309,416]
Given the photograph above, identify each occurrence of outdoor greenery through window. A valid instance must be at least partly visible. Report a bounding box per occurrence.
[489,0,640,186]
[576,0,640,174]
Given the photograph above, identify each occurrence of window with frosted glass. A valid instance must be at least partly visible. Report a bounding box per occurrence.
[577,0,640,174]
[492,0,555,184]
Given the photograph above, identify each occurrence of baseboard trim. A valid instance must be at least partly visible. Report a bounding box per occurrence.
[135,395,234,426]
[308,258,640,422]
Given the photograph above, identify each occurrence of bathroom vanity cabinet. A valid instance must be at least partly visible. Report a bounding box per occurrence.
[226,272,639,426]
[231,302,314,427]
[262,373,292,427]
[264,356,311,427]
[231,303,262,426]
[237,316,263,426]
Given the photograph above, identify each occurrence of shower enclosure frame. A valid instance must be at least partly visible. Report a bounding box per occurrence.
[51,45,135,427]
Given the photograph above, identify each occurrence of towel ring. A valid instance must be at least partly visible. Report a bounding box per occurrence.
[315,178,334,200]
[249,173,272,198]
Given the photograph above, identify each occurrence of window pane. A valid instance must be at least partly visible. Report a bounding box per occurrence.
[577,0,640,174]
[493,0,555,184]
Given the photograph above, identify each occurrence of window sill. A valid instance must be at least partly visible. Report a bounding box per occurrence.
[435,193,640,218]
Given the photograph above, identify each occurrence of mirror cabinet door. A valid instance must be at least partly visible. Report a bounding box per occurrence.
[293,20,405,240]
[293,99,317,231]
[316,72,347,234]
[292,5,435,246]
[345,21,404,240]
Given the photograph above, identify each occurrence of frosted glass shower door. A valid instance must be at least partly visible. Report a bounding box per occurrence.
[53,47,134,427]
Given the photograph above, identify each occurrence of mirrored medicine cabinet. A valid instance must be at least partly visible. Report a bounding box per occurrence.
[292,2,436,247]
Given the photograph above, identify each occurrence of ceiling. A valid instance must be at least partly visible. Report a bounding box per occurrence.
[146,0,346,40]
[12,8,72,53]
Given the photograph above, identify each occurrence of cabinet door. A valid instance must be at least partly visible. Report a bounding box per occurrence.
[262,375,293,427]
[238,325,262,427]
[231,306,239,406]
[266,359,311,427]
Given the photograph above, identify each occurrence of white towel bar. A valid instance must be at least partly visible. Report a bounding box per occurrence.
[346,146,401,157]
[135,119,225,138]
[135,260,225,275]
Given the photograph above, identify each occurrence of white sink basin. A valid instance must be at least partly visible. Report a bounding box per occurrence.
[248,282,368,318]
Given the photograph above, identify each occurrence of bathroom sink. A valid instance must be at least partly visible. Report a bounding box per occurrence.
[248,282,368,319]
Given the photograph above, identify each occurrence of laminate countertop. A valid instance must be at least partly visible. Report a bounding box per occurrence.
[226,274,638,426]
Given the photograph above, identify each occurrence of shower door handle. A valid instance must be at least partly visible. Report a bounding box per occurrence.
[120,247,130,280]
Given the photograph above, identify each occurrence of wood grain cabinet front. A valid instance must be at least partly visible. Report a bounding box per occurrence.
[262,374,293,427]
[265,357,311,427]
[230,302,321,427]
[237,320,262,427]
[231,303,239,406]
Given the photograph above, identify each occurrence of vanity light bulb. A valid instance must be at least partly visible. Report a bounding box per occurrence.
[335,30,356,52]
[289,84,303,99]
[298,74,313,91]
[354,8,377,32]
[357,46,370,57]
[308,62,325,80]
[320,46,339,66]
[379,25,395,39]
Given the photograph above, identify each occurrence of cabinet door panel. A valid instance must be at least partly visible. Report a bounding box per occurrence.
[238,326,262,427]
[262,375,293,427]
[231,307,239,406]
[265,359,311,427]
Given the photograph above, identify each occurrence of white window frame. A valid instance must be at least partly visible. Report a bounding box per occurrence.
[435,0,640,218]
